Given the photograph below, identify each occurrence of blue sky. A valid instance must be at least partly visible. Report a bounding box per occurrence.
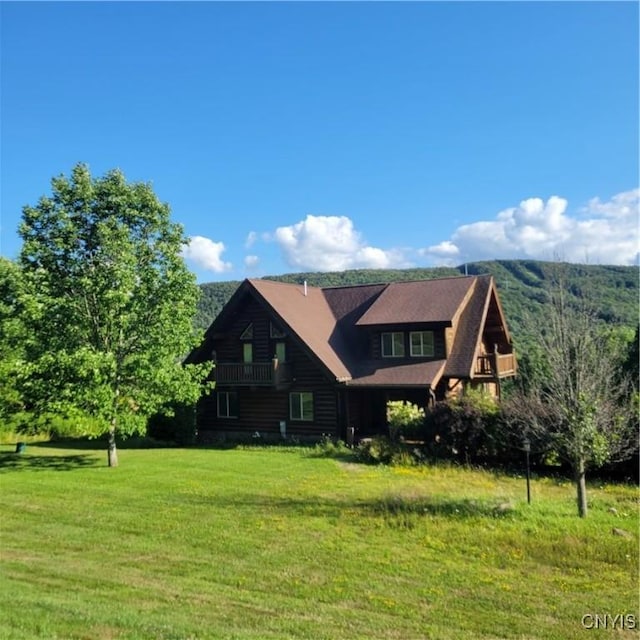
[1,1,638,283]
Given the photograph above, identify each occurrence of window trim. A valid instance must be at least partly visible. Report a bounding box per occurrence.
[381,331,405,358]
[289,391,313,421]
[410,331,435,357]
[217,391,238,418]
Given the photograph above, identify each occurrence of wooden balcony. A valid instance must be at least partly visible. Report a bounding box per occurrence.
[213,359,292,387]
[474,352,517,379]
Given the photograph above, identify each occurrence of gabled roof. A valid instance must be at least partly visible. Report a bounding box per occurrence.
[444,276,491,378]
[356,277,475,326]
[248,279,353,381]
[198,274,512,388]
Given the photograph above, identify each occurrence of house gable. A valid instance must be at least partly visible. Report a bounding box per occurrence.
[191,274,516,440]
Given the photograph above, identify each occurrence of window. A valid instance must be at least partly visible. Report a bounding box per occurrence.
[290,392,313,421]
[243,342,253,363]
[410,331,434,357]
[270,322,287,338]
[217,391,238,418]
[274,341,286,362]
[240,323,253,340]
[381,332,405,357]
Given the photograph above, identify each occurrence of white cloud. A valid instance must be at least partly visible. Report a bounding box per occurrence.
[244,231,258,249]
[274,214,410,271]
[426,240,460,259]
[244,254,260,269]
[181,235,232,273]
[421,189,639,266]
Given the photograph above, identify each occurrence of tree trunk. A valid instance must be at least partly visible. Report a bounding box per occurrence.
[107,423,118,468]
[575,458,588,518]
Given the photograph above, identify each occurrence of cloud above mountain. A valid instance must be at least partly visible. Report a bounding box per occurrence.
[273,215,409,271]
[185,189,638,276]
[423,189,639,266]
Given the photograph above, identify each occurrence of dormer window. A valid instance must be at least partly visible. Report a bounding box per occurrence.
[410,331,434,357]
[381,332,405,357]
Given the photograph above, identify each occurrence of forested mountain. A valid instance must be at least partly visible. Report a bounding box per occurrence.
[195,261,639,343]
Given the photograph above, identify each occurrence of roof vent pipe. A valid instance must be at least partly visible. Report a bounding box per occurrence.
[304,280,308,296]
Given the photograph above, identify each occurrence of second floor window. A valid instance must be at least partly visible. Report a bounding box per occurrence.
[274,341,286,362]
[410,331,434,357]
[381,332,405,357]
[270,322,287,338]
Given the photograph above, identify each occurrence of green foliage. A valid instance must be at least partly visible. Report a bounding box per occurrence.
[195,280,242,331]
[146,403,197,445]
[0,258,31,421]
[623,326,639,390]
[193,260,639,339]
[16,163,213,455]
[386,400,425,441]
[311,434,351,457]
[424,390,504,463]
[501,271,638,516]
[9,409,108,440]
[356,435,421,466]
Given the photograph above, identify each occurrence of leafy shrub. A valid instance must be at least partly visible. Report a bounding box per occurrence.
[147,403,196,445]
[423,390,503,463]
[312,434,351,458]
[9,409,108,440]
[386,400,425,441]
[356,436,421,466]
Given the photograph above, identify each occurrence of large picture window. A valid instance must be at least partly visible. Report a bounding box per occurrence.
[217,391,238,418]
[410,331,434,357]
[290,392,313,421]
[381,332,405,357]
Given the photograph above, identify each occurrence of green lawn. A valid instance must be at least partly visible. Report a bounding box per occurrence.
[0,443,637,639]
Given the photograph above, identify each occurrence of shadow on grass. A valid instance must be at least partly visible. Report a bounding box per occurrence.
[178,491,517,525]
[0,450,100,472]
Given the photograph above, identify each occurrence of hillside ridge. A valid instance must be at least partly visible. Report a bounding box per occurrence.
[195,260,639,339]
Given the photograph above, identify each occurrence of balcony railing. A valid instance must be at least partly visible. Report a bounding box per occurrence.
[474,352,517,379]
[213,359,292,387]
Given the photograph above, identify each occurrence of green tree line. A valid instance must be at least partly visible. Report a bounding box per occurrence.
[197,260,639,340]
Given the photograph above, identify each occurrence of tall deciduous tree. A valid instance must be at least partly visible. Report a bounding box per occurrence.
[19,163,212,466]
[0,258,30,423]
[503,269,636,517]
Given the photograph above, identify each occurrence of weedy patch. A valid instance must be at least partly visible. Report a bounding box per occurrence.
[370,494,517,529]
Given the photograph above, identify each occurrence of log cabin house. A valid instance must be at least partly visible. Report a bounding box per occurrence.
[188,275,517,442]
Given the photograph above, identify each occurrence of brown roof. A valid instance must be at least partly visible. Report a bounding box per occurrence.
[249,279,353,381]
[356,277,475,326]
[203,273,510,388]
[444,276,491,378]
[347,359,446,387]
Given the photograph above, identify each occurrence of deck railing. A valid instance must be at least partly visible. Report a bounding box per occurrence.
[475,352,517,379]
[214,360,292,386]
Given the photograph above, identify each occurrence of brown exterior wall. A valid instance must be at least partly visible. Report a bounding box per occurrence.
[198,308,341,439]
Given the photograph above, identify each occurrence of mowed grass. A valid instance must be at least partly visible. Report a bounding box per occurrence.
[0,444,637,640]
